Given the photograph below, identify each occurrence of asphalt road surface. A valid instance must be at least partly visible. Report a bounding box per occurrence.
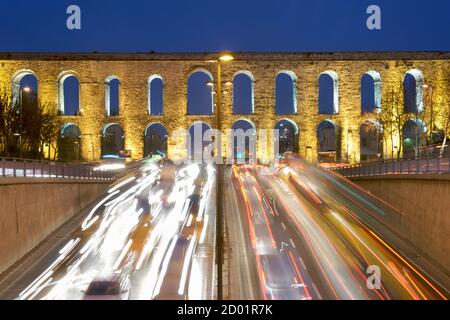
[0,159,216,300]
[0,157,448,300]
[226,158,449,300]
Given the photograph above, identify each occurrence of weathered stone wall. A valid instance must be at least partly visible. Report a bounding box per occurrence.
[352,174,450,271]
[0,178,109,274]
[0,52,449,162]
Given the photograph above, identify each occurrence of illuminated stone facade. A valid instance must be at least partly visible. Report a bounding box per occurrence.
[0,52,449,163]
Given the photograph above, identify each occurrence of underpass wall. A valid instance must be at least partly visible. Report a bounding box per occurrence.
[351,174,450,270]
[0,178,109,274]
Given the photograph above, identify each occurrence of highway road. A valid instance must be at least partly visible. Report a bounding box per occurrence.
[0,158,216,300]
[226,158,449,300]
[0,155,448,300]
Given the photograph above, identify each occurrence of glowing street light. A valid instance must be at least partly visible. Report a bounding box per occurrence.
[204,52,234,301]
[219,54,234,62]
[17,86,31,158]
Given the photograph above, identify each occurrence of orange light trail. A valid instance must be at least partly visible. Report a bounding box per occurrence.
[368,229,447,300]
[288,251,312,299]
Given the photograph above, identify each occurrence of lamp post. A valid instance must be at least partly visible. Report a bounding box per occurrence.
[423,83,434,149]
[206,53,234,131]
[206,53,233,300]
[18,87,31,158]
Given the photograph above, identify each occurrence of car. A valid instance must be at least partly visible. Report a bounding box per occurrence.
[83,274,130,300]
[259,254,306,300]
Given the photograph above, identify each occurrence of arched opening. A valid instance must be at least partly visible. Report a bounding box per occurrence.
[361,71,381,113]
[58,73,80,116]
[275,119,299,154]
[233,71,254,115]
[187,69,214,115]
[144,123,168,157]
[360,120,383,161]
[404,69,424,113]
[10,72,39,157]
[101,123,125,159]
[317,120,340,163]
[402,119,427,159]
[59,123,81,162]
[231,119,256,163]
[318,71,339,114]
[148,75,163,115]
[12,70,38,109]
[275,71,297,115]
[105,76,120,116]
[187,122,213,161]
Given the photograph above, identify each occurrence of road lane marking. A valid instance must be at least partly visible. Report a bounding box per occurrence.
[312,283,322,300]
[289,238,296,249]
[298,257,307,270]
[281,222,287,230]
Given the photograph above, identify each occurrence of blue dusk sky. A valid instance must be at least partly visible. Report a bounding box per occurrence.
[0,0,449,53]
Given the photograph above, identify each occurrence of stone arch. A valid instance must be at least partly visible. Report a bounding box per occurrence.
[275,119,299,154]
[361,71,381,113]
[187,68,214,115]
[59,123,81,161]
[11,69,38,108]
[105,75,120,116]
[275,70,297,115]
[317,120,340,163]
[144,122,168,157]
[100,123,125,158]
[187,121,213,160]
[360,119,383,161]
[233,70,255,115]
[58,71,80,116]
[403,69,424,113]
[231,118,257,163]
[148,74,163,115]
[318,71,339,114]
[232,117,257,130]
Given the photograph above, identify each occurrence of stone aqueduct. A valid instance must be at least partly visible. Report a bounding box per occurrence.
[0,52,449,163]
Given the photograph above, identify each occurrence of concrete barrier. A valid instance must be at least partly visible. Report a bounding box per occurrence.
[0,178,110,274]
[351,174,450,271]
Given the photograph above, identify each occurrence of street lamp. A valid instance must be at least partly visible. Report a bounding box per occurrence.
[218,54,234,62]
[423,83,434,147]
[18,86,31,158]
[74,141,80,162]
[205,52,234,130]
[205,52,234,300]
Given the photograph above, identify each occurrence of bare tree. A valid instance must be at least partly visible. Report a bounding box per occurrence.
[0,91,19,157]
[378,82,408,159]
[434,69,450,158]
[0,88,61,159]
[438,100,450,158]
[38,104,62,160]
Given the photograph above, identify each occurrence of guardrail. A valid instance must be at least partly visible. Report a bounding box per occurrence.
[0,157,117,181]
[329,156,450,178]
